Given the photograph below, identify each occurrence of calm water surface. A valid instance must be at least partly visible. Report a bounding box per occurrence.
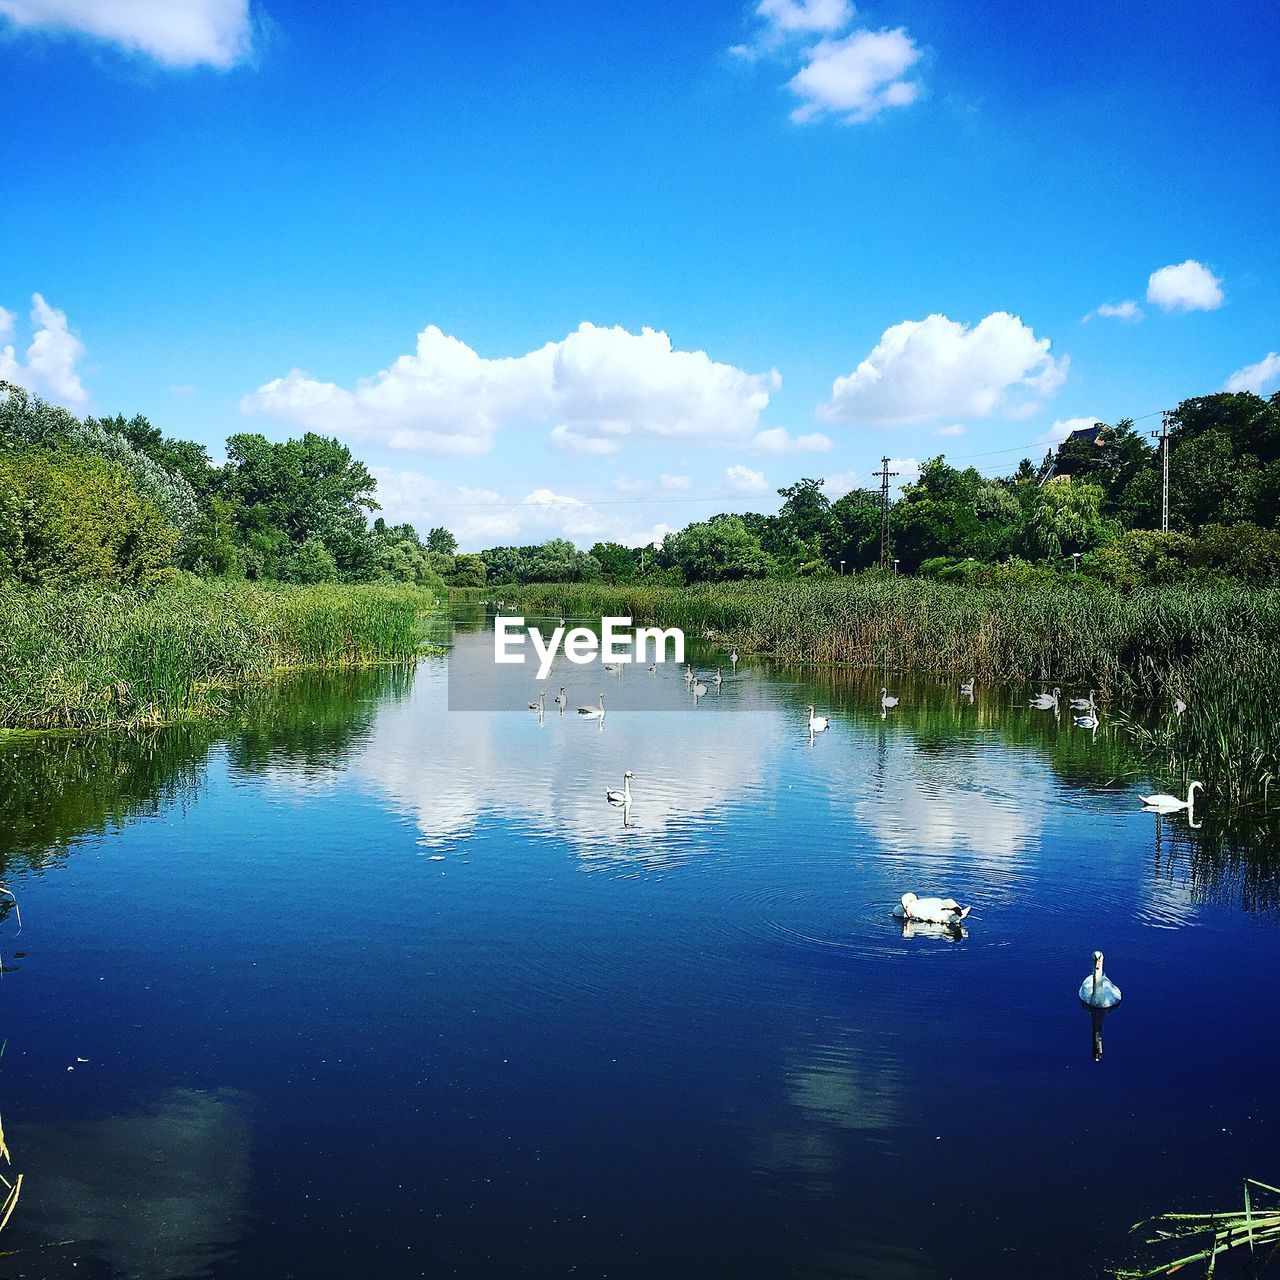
[2,614,1278,1279]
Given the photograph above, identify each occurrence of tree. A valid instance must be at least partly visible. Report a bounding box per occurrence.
[426,526,458,554]
[660,516,776,582]
[1023,480,1114,561]
[283,536,339,584]
[590,541,639,583]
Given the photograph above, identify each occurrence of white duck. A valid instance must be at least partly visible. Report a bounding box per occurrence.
[893,892,970,927]
[880,687,899,710]
[805,704,828,734]
[1078,950,1122,1009]
[606,771,635,806]
[577,693,606,719]
[1139,780,1202,813]
[1030,687,1061,710]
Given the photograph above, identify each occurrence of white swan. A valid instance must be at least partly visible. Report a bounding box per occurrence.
[713,668,723,687]
[880,687,899,710]
[692,679,708,697]
[959,677,975,696]
[553,687,567,708]
[730,648,739,667]
[1069,690,1097,712]
[604,663,621,675]
[606,771,634,806]
[527,691,546,711]
[1174,695,1188,716]
[1078,950,1121,1009]
[805,704,828,733]
[1030,687,1061,710]
[1139,780,1202,813]
[683,664,694,684]
[1073,709,1099,730]
[577,694,606,719]
[893,892,970,927]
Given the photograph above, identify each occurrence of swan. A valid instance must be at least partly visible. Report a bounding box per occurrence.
[558,616,565,626]
[805,704,828,733]
[553,687,567,708]
[1069,690,1096,712]
[606,771,634,806]
[1030,687,1061,710]
[683,664,694,684]
[1139,780,1202,813]
[1073,710,1099,730]
[959,677,975,696]
[578,694,606,719]
[527,691,546,711]
[893,892,970,927]
[604,663,621,675]
[1078,950,1121,1009]
[1173,695,1188,716]
[648,663,657,673]
[713,668,723,687]
[730,648,739,667]
[880,687,899,710]
[692,679,708,697]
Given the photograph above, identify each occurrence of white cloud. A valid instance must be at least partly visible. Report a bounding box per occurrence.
[751,426,834,453]
[758,0,853,36]
[1146,260,1225,313]
[659,473,692,490]
[169,383,194,397]
[1038,416,1099,447]
[0,0,253,67]
[243,322,779,458]
[0,293,88,407]
[1224,352,1280,396]
[1085,300,1143,323]
[788,28,922,124]
[725,464,767,494]
[819,311,1067,428]
[934,423,966,437]
[822,470,860,497]
[887,456,920,480]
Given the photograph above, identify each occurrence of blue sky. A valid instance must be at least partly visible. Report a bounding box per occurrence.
[2,0,1277,549]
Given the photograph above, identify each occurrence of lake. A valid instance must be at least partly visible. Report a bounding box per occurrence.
[2,612,1278,1279]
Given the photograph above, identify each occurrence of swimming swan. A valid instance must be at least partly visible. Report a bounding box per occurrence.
[1078,950,1121,1009]
[959,677,975,696]
[805,704,828,733]
[893,892,970,927]
[527,691,546,711]
[1069,690,1097,712]
[553,687,567,708]
[880,688,899,710]
[713,668,723,687]
[578,694,606,719]
[606,771,634,806]
[1030,687,1061,709]
[1139,780,1202,813]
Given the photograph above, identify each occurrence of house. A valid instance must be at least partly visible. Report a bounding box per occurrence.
[1040,422,1108,484]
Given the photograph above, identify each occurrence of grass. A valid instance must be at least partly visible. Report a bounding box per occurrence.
[0,576,440,731]
[504,578,1280,806]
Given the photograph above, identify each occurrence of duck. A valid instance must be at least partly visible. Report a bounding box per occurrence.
[577,694,606,719]
[805,704,828,734]
[606,771,635,806]
[893,892,970,928]
[1030,687,1061,710]
[1078,950,1122,1009]
[1139,780,1202,813]
[880,687,899,710]
[959,676,975,696]
[1069,690,1097,712]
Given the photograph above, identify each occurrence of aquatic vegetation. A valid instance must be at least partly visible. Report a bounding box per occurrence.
[1115,1179,1280,1278]
[506,579,1280,807]
[0,577,438,731]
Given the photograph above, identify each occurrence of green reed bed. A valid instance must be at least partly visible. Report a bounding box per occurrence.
[0,577,437,731]
[506,579,1280,806]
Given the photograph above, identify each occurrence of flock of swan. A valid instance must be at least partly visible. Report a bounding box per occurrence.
[515,629,1180,1030]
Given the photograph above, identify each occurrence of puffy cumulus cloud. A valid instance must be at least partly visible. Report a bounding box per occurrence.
[0,293,89,407]
[725,464,767,494]
[788,28,922,124]
[821,470,861,497]
[887,456,920,481]
[243,322,778,459]
[1224,352,1280,396]
[819,312,1067,428]
[0,0,253,67]
[372,468,669,552]
[751,426,833,453]
[1084,300,1143,323]
[1146,259,1225,312]
[732,0,853,55]
[1038,415,1099,447]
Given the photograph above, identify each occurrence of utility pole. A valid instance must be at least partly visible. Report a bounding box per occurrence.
[873,456,899,570]
[1150,413,1172,533]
